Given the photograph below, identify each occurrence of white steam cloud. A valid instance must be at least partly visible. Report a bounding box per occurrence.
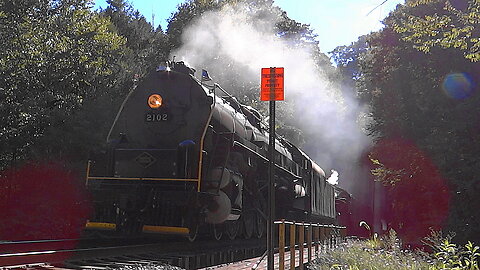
[172,3,371,191]
[327,170,339,186]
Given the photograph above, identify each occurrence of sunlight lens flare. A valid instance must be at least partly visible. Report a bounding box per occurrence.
[369,138,450,248]
[442,73,474,99]
[0,162,91,261]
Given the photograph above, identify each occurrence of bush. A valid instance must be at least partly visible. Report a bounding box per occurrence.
[423,231,480,270]
[309,230,480,270]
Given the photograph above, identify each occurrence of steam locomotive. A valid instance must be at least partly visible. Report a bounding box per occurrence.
[85,61,337,241]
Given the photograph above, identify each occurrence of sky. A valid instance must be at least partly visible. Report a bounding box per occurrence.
[94,0,405,53]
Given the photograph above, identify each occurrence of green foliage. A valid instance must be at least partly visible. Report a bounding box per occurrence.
[0,0,171,170]
[421,232,480,270]
[309,237,432,270]
[0,0,125,169]
[102,0,168,79]
[331,35,369,83]
[310,231,480,270]
[334,0,480,243]
[166,0,222,51]
[370,156,407,186]
[393,0,480,61]
[358,222,399,250]
[365,233,382,249]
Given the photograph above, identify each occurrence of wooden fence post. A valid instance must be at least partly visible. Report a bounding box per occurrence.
[279,220,285,270]
[290,222,296,270]
[299,223,305,270]
[327,226,332,248]
[307,224,312,263]
[275,221,344,270]
[341,227,346,242]
[319,226,325,251]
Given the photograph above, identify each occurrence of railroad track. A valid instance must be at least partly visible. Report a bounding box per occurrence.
[0,236,266,270]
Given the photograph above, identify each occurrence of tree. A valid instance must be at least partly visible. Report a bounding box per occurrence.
[0,0,125,169]
[102,0,168,80]
[393,0,480,61]
[345,1,480,243]
[331,35,369,91]
[369,138,450,245]
[166,0,221,51]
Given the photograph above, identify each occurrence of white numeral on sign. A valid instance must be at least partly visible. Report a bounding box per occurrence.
[146,113,168,122]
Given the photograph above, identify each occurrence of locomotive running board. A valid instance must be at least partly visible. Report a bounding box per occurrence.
[85,222,116,230]
[142,225,189,234]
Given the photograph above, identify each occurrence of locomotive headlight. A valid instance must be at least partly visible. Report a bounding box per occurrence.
[148,94,163,109]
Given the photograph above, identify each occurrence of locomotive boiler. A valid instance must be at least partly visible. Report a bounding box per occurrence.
[85,61,337,240]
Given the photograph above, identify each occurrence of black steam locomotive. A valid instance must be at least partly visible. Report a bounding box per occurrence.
[85,61,336,241]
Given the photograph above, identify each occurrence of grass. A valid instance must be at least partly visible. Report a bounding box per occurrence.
[309,240,431,269]
[308,230,480,270]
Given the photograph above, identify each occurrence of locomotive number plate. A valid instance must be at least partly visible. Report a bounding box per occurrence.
[145,113,169,122]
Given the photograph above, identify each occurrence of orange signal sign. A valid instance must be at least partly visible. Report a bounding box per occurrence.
[261,67,284,101]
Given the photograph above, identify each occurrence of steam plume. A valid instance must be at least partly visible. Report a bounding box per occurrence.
[171,2,371,191]
[327,170,339,185]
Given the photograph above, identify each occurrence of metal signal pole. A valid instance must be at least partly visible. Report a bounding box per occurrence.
[260,66,283,270]
[267,67,276,270]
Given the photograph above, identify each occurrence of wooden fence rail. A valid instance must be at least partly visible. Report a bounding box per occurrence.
[274,220,346,270]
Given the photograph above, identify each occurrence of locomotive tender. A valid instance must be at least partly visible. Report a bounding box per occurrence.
[85,61,336,240]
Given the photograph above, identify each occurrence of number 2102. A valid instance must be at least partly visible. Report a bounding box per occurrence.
[145,113,168,122]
